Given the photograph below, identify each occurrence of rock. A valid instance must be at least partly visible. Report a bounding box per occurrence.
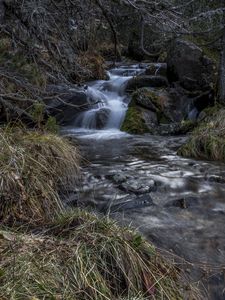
[132,88,181,123]
[165,197,201,209]
[141,109,158,127]
[192,90,215,111]
[145,63,167,77]
[132,88,158,111]
[111,173,129,184]
[206,175,225,184]
[167,39,215,91]
[125,76,168,92]
[95,108,110,129]
[44,85,90,125]
[119,178,156,194]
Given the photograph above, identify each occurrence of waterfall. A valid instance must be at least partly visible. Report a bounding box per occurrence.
[73,65,145,132]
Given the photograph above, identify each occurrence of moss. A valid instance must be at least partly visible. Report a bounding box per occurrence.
[121,106,150,134]
[178,108,225,161]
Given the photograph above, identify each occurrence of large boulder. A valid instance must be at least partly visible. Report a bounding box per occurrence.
[167,39,216,91]
[132,87,183,122]
[125,75,168,92]
[44,85,91,125]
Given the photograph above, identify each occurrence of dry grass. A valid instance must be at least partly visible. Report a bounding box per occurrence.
[0,210,200,300]
[178,108,225,161]
[0,127,80,225]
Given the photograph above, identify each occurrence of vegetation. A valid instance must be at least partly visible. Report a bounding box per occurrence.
[121,107,150,134]
[0,127,80,224]
[1,1,225,298]
[0,210,199,300]
[178,108,225,161]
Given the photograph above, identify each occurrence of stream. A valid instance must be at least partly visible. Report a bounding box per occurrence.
[63,64,225,299]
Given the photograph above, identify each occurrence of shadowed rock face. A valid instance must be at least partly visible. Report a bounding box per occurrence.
[167,39,216,91]
[125,75,168,92]
[45,85,90,125]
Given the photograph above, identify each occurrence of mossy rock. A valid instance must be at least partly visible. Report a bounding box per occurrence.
[132,88,159,111]
[121,106,150,134]
[132,88,171,125]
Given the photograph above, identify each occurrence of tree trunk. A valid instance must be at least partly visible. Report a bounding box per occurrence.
[218,25,225,104]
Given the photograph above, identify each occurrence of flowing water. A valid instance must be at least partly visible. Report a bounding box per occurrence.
[63,64,225,299]
[72,64,146,136]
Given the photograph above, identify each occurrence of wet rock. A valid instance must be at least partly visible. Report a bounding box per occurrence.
[106,173,130,183]
[206,175,225,184]
[112,173,129,184]
[95,108,111,129]
[44,84,90,125]
[165,197,201,209]
[167,39,216,91]
[119,178,156,194]
[125,76,168,92]
[141,109,158,127]
[145,63,167,77]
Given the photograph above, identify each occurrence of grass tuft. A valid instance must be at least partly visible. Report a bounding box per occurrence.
[0,210,199,300]
[178,108,225,161]
[0,127,80,225]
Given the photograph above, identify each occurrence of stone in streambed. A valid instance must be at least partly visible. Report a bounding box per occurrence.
[164,197,201,209]
[95,108,111,129]
[119,178,156,194]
